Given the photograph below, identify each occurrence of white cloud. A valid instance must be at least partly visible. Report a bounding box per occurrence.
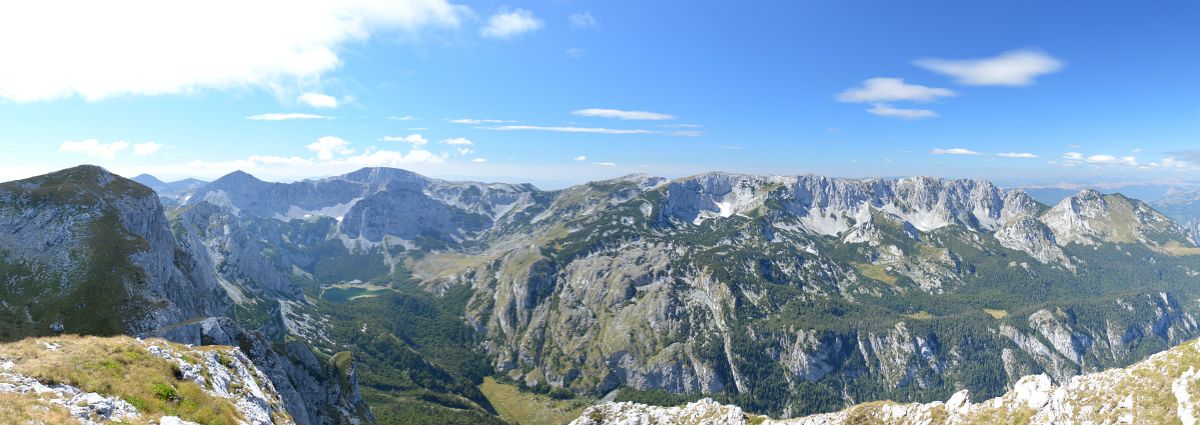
[1060,151,1142,168]
[441,137,473,145]
[0,1,469,102]
[387,115,416,121]
[471,158,488,163]
[568,12,597,29]
[381,134,428,145]
[297,92,338,108]
[573,156,587,161]
[837,78,955,103]
[594,162,617,166]
[914,49,1064,86]
[455,147,474,155]
[306,136,354,160]
[447,118,514,124]
[572,108,675,120]
[246,113,332,121]
[566,47,586,59]
[1086,154,1138,166]
[868,104,938,119]
[133,142,163,156]
[480,8,543,39]
[997,152,1038,158]
[59,139,130,159]
[931,148,981,155]
[484,125,656,135]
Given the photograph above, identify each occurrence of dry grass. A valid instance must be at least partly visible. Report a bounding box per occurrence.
[983,308,1009,319]
[852,262,899,286]
[904,311,934,320]
[0,335,242,425]
[0,392,78,425]
[479,377,591,425]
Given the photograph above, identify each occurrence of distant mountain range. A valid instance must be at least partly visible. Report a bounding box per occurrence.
[4,165,1200,424]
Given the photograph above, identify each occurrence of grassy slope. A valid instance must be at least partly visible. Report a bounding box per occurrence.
[479,377,593,425]
[0,335,256,424]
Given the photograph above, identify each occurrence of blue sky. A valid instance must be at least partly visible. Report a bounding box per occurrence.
[1,0,1198,188]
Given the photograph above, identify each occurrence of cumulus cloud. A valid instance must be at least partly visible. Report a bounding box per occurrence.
[381,134,429,145]
[471,158,488,163]
[297,92,338,108]
[574,155,587,161]
[59,139,130,159]
[837,78,956,103]
[0,1,469,102]
[480,8,543,39]
[914,49,1064,86]
[246,113,332,121]
[441,137,473,145]
[867,104,938,119]
[306,136,354,160]
[133,142,163,156]
[568,12,597,29]
[930,148,981,155]
[454,147,474,155]
[572,108,675,120]
[997,152,1038,158]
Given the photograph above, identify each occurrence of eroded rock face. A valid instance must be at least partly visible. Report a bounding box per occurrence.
[156,317,372,425]
[574,339,1200,424]
[0,165,228,337]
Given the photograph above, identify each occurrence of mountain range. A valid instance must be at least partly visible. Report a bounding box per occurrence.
[3,164,1200,424]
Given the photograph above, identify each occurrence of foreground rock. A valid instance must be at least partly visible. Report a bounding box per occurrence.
[572,338,1200,424]
[0,334,292,424]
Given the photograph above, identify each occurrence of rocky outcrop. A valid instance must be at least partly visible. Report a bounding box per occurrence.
[573,338,1200,424]
[155,317,372,425]
[0,335,292,424]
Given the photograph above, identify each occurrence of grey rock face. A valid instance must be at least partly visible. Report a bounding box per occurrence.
[0,165,228,336]
[157,317,373,425]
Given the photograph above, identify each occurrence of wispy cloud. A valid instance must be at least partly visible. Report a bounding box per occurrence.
[471,158,488,163]
[594,162,617,166]
[59,139,130,159]
[297,92,338,108]
[997,152,1038,158]
[568,12,597,29]
[484,125,656,135]
[386,115,416,121]
[246,113,332,121]
[837,78,955,103]
[914,48,1064,86]
[380,134,428,145]
[574,155,588,161]
[868,104,938,119]
[447,118,514,124]
[441,137,473,145]
[480,8,543,39]
[572,108,675,120]
[566,47,586,59]
[931,148,981,155]
[0,1,468,102]
[482,125,700,136]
